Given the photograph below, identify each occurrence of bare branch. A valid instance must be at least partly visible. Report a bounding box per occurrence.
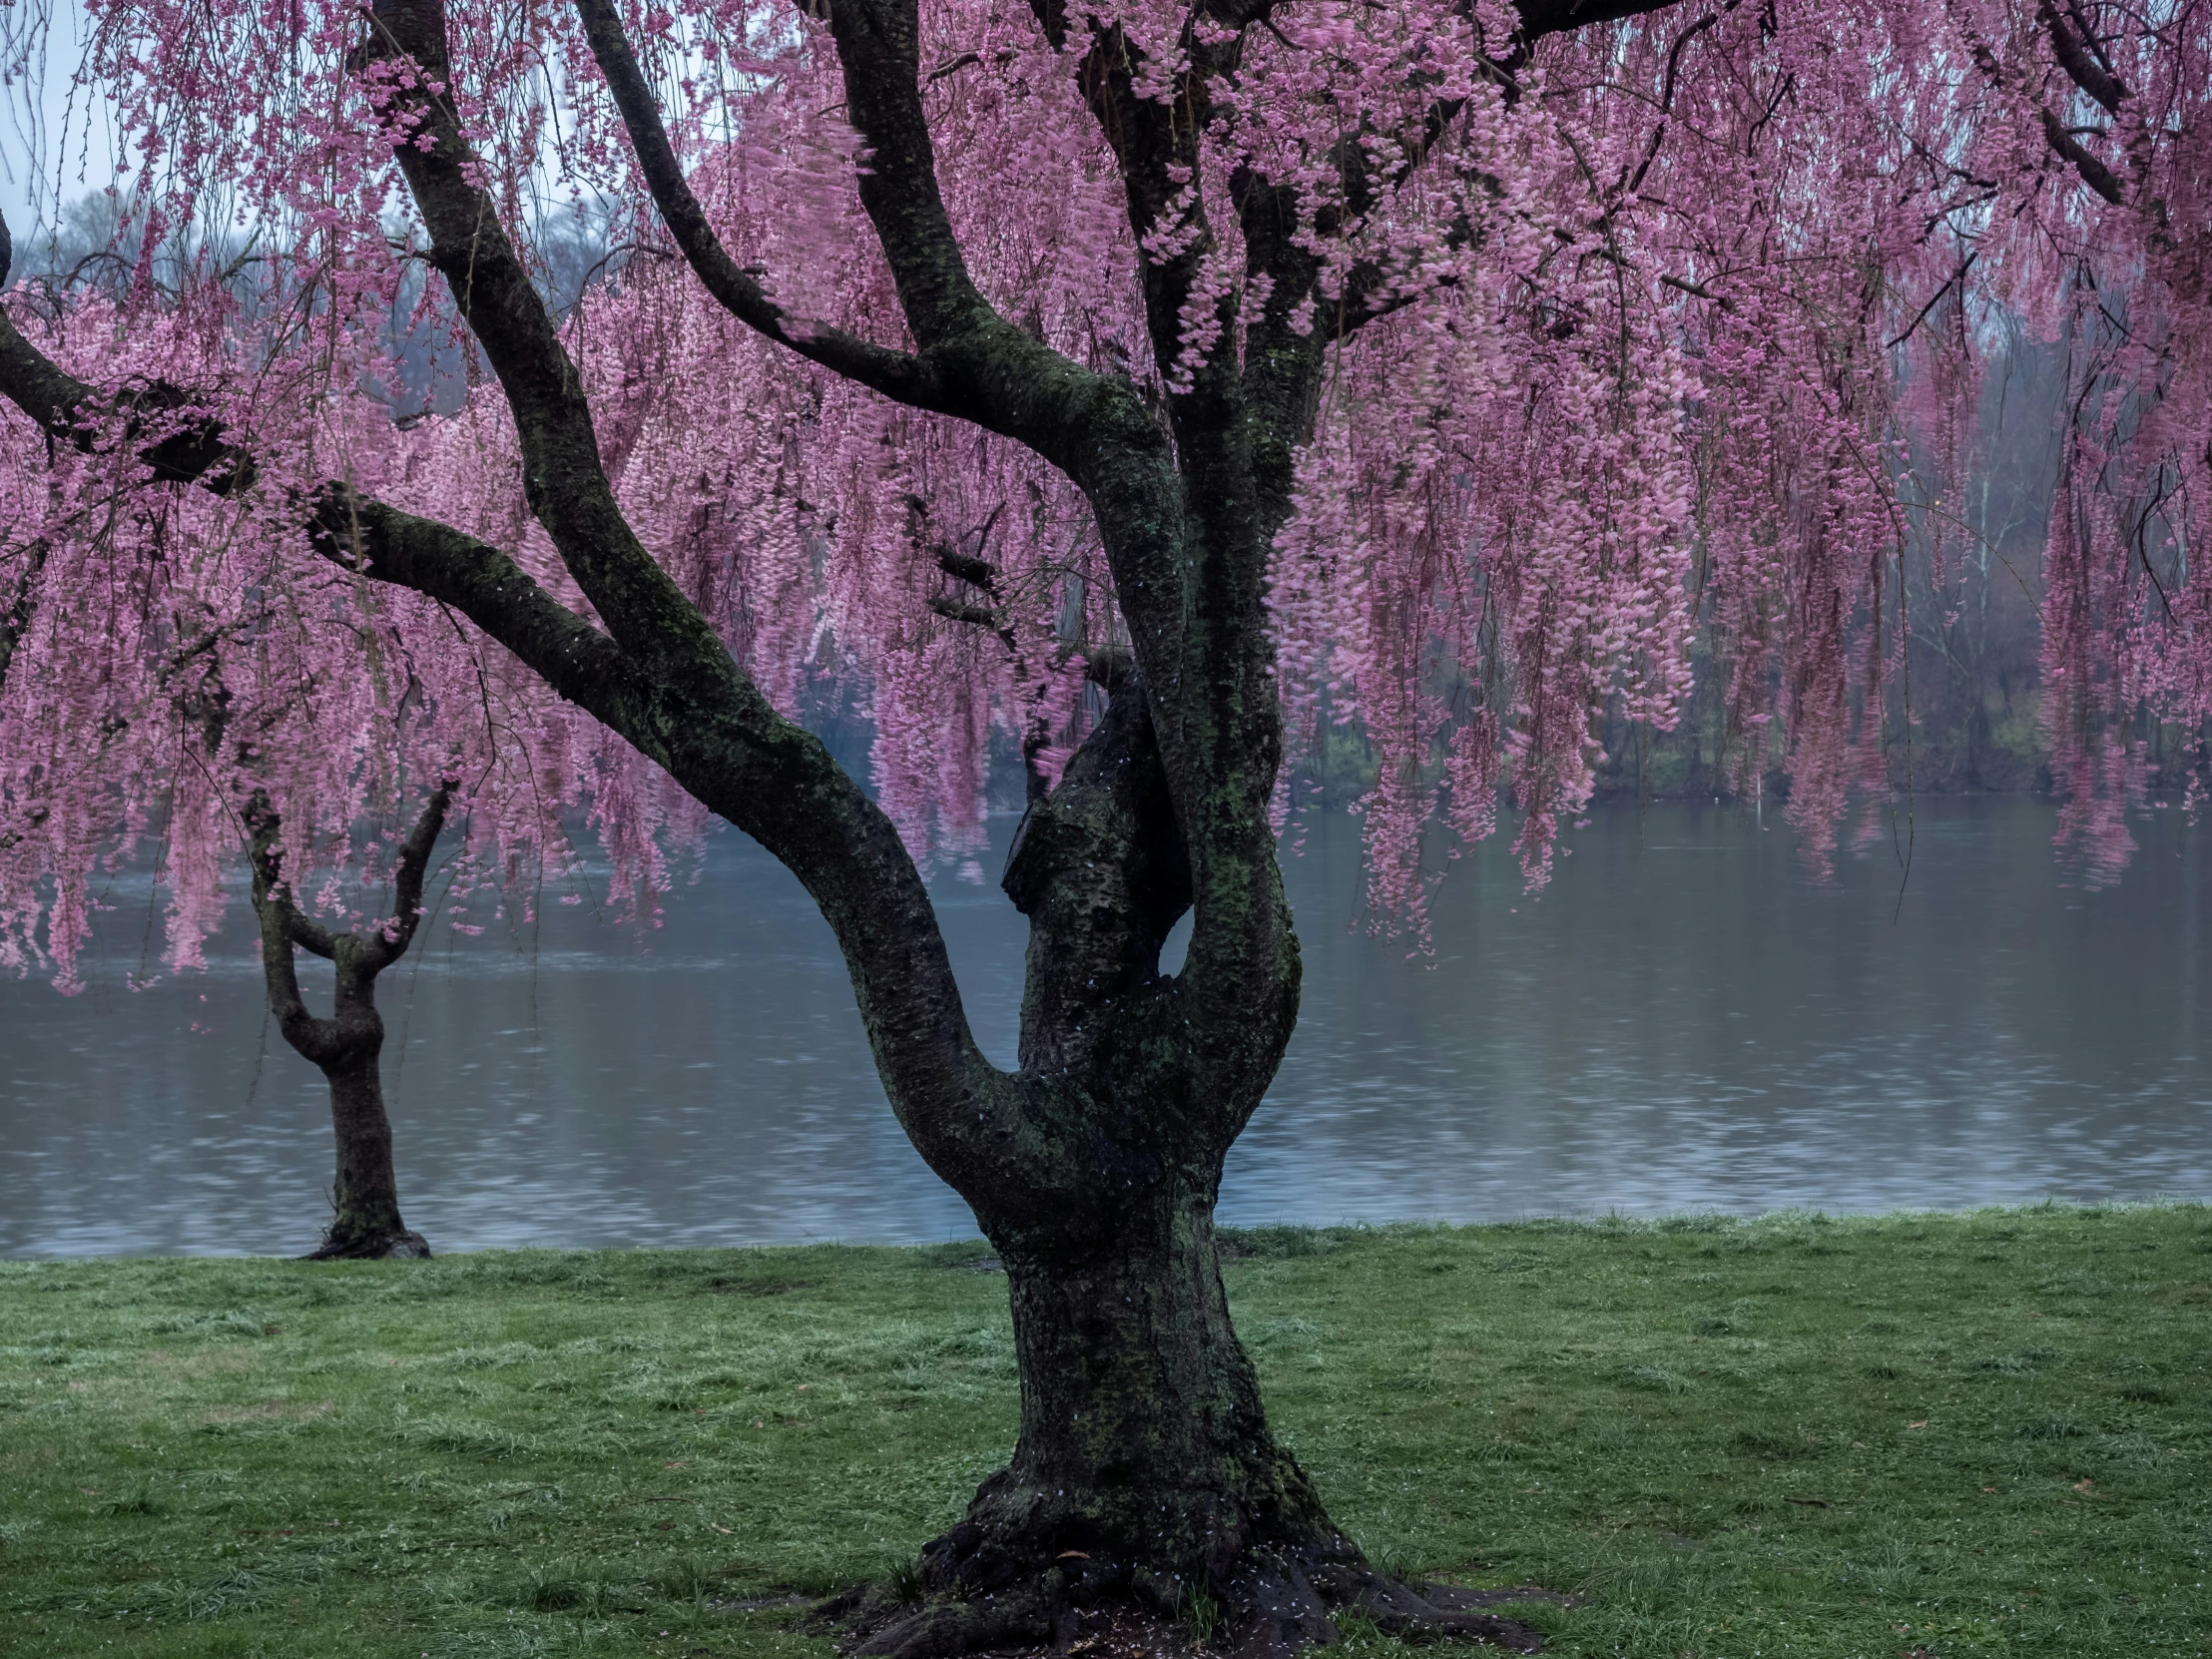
[1660,272,1733,307]
[1621,8,1725,198]
[1885,250,1978,348]
[356,778,458,974]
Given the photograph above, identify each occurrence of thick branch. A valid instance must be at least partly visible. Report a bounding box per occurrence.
[307,514,1031,1210]
[1964,31,2125,207]
[988,0,1304,1111]
[818,0,1204,763]
[0,218,253,492]
[1046,3,1241,414]
[1515,0,1688,39]
[823,0,1003,348]
[354,0,1081,1213]
[359,0,731,671]
[0,250,658,792]
[1002,675,1191,1081]
[2038,105,2125,205]
[2037,0,2125,116]
[929,594,1003,631]
[569,0,950,409]
[305,487,660,735]
[0,222,1028,1222]
[936,546,997,589]
[799,0,1295,1122]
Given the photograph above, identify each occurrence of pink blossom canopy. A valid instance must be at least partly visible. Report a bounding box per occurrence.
[0,0,2203,980]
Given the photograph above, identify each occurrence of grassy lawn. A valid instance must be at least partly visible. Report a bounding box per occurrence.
[2,1204,2206,1658]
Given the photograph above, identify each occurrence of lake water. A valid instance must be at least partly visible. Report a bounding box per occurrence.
[2,798,2206,1257]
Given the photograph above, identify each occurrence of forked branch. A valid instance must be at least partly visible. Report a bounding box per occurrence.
[570,0,950,410]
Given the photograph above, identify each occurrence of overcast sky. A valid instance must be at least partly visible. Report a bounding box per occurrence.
[0,0,116,251]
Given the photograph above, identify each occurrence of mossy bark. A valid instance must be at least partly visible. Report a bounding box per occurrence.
[894,1197,1348,1646]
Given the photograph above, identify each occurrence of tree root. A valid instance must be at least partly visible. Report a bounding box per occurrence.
[827,1545,1556,1659]
[301,1226,430,1261]
[1318,1566,1563,1652]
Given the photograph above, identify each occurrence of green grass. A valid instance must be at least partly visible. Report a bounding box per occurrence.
[2,1204,2207,1658]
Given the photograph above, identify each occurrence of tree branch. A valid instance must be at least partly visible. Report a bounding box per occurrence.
[821,0,1004,350]
[304,486,658,734]
[246,790,345,1065]
[0,536,50,697]
[358,0,733,671]
[0,217,254,492]
[2037,104,2125,204]
[354,0,1079,1214]
[356,777,458,974]
[1660,271,1733,308]
[928,593,1006,632]
[0,219,1030,1219]
[1043,2,1243,413]
[1964,30,2125,206]
[935,544,998,590]
[0,215,665,760]
[2037,0,2125,116]
[569,0,952,410]
[1318,0,1714,348]
[1621,8,1723,198]
[820,0,1204,789]
[1515,0,1689,40]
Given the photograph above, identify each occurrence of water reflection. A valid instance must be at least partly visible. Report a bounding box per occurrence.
[2,798,2205,1256]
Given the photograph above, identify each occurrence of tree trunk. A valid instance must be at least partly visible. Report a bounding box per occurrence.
[909,1187,1346,1646]
[247,787,449,1262]
[848,1168,1547,1658]
[306,1046,428,1261]
[840,693,1542,1657]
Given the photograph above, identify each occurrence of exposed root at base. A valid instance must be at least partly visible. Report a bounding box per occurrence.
[302,1227,430,1261]
[820,1555,1564,1659]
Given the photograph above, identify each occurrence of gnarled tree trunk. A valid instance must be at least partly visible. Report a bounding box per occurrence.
[913,1190,1349,1654]
[246,784,453,1262]
[837,685,1541,1658]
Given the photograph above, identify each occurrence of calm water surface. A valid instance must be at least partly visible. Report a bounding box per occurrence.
[2,798,2206,1256]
